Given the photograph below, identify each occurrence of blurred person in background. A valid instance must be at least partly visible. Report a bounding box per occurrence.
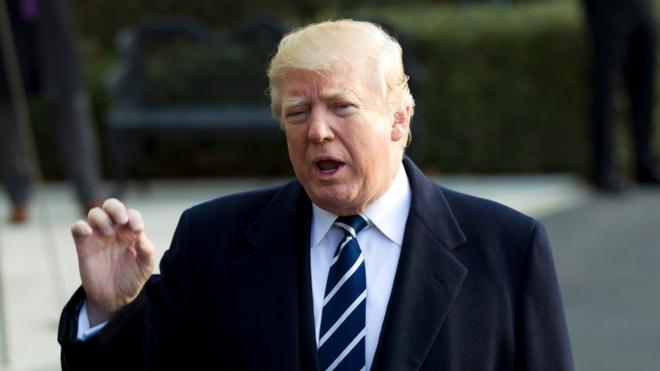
[582,0,660,193]
[0,0,104,223]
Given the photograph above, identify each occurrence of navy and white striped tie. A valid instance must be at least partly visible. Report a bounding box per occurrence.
[318,214,369,371]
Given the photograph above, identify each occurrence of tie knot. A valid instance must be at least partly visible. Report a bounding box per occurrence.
[334,215,369,237]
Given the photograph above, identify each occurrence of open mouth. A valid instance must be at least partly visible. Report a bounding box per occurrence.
[315,159,344,174]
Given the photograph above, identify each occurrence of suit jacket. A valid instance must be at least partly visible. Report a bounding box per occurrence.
[58,158,574,371]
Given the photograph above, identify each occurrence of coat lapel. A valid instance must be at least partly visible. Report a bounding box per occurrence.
[233,158,467,371]
[233,181,320,371]
[371,158,468,371]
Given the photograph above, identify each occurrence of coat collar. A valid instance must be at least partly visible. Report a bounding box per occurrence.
[234,180,319,371]
[371,157,467,371]
[234,157,468,371]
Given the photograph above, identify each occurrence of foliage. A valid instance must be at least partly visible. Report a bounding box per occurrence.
[342,1,591,173]
[52,0,658,177]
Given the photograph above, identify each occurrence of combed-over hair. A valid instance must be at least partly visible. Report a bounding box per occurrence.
[267,19,415,121]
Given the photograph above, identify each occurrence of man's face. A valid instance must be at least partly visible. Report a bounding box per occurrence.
[279,60,408,215]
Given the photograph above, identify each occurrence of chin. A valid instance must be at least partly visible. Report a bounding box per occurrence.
[308,186,360,214]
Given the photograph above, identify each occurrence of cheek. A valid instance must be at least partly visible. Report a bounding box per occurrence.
[285,141,303,174]
[351,125,390,161]
[285,129,304,155]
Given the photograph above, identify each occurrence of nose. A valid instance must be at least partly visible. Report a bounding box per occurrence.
[307,107,335,144]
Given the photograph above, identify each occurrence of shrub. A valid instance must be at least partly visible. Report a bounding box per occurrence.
[64,0,658,177]
[345,1,592,173]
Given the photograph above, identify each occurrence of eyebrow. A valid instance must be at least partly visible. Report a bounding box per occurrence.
[281,89,361,112]
[282,97,308,111]
[320,89,359,102]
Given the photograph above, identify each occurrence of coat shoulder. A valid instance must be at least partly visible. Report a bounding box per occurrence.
[183,181,295,228]
[435,184,544,266]
[439,185,539,234]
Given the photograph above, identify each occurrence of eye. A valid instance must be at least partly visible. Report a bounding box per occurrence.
[332,102,357,116]
[284,109,308,123]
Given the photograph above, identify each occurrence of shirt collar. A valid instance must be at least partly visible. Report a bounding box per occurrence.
[310,164,412,247]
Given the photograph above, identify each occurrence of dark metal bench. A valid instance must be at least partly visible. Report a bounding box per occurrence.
[104,17,285,186]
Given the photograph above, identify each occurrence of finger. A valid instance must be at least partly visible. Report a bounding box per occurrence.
[135,233,156,267]
[71,220,93,245]
[126,209,145,232]
[102,198,129,225]
[87,207,115,236]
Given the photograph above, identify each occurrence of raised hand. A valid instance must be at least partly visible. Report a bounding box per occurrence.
[71,198,155,326]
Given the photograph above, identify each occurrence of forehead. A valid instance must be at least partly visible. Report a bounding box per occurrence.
[278,61,385,102]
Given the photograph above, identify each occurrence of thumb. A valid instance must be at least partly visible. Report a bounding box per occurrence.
[71,221,93,246]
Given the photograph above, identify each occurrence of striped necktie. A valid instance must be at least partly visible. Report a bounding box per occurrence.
[318,214,369,371]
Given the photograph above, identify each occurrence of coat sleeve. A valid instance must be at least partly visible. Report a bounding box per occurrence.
[516,221,574,371]
[58,209,195,371]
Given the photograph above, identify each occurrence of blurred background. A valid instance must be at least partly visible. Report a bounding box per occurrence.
[27,0,601,179]
[0,0,659,370]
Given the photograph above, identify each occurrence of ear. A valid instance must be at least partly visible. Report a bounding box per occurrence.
[390,105,411,142]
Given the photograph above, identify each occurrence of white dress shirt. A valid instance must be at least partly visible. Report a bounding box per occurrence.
[77,301,105,340]
[78,164,412,367]
[310,164,411,371]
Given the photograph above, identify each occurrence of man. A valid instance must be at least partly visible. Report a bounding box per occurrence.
[582,0,660,192]
[1,0,104,223]
[58,20,574,370]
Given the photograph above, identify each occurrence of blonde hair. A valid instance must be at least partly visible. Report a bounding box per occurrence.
[267,19,415,121]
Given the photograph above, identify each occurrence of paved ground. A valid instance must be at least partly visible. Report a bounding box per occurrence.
[0,175,656,371]
[543,187,660,371]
